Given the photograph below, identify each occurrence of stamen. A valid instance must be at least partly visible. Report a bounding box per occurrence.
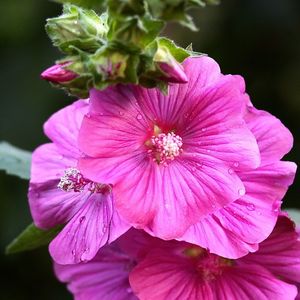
[57,167,111,194]
[149,132,183,165]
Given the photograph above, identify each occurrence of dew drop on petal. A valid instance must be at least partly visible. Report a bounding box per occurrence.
[238,188,245,196]
[126,288,133,294]
[79,216,86,223]
[228,168,234,175]
[233,162,239,168]
[246,203,255,211]
[72,249,76,256]
[119,111,124,116]
[136,114,142,120]
[201,128,207,132]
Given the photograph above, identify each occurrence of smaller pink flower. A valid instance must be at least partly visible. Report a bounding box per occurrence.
[130,214,300,300]
[55,214,300,300]
[41,63,77,83]
[28,100,130,265]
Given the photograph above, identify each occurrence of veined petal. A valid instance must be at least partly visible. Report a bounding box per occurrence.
[44,99,88,158]
[49,193,129,265]
[244,106,293,164]
[180,160,296,258]
[242,215,300,284]
[29,180,87,229]
[129,248,214,300]
[55,246,137,300]
[30,143,76,183]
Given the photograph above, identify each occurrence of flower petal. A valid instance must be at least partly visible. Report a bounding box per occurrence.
[242,215,300,284]
[30,143,76,183]
[49,193,129,264]
[54,246,137,300]
[129,248,214,300]
[29,180,87,229]
[244,106,293,164]
[217,264,298,300]
[180,160,296,258]
[44,99,88,158]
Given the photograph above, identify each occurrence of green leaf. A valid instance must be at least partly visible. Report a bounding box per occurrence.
[285,209,300,226]
[0,141,31,180]
[6,223,63,255]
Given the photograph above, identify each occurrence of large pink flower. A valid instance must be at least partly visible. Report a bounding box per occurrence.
[55,214,300,300]
[78,56,295,253]
[28,100,130,265]
[129,214,300,300]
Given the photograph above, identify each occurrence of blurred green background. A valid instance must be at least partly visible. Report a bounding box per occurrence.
[0,0,299,299]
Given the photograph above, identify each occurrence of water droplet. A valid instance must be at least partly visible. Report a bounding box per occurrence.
[119,111,124,116]
[99,112,104,116]
[126,288,133,294]
[79,216,86,223]
[192,166,197,172]
[58,155,64,160]
[184,113,189,119]
[136,114,142,120]
[228,168,234,175]
[257,211,262,216]
[233,162,239,168]
[165,203,171,211]
[211,204,216,209]
[86,113,91,118]
[102,225,107,233]
[201,128,207,132]
[72,249,76,256]
[246,203,255,211]
[238,188,245,196]
[206,149,211,153]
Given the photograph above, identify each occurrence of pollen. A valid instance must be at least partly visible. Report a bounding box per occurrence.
[149,132,183,165]
[57,167,111,194]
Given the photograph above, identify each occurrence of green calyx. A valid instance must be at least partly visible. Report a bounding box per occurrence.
[45,0,217,97]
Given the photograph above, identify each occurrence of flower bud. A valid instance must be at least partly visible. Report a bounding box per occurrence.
[41,63,78,83]
[155,47,188,83]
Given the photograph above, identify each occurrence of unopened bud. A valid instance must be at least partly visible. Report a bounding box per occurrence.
[41,63,78,83]
[155,47,188,84]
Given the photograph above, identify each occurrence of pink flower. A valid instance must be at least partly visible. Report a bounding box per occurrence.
[55,214,300,300]
[129,214,300,300]
[41,63,77,83]
[54,243,138,300]
[78,56,295,256]
[28,100,130,265]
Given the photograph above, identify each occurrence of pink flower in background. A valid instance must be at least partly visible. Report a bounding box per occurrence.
[55,215,300,300]
[130,214,300,300]
[41,63,78,83]
[28,100,130,265]
[55,243,138,300]
[179,104,296,258]
[78,56,295,255]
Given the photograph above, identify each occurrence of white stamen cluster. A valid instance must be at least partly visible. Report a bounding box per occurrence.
[150,132,183,165]
[58,167,112,195]
[57,167,87,192]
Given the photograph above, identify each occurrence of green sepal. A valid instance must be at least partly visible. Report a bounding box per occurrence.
[6,223,63,255]
[46,4,108,55]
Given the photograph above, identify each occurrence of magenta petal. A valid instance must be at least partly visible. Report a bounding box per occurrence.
[129,249,214,300]
[242,215,300,284]
[219,264,298,300]
[245,106,293,164]
[55,246,137,300]
[29,180,87,229]
[44,99,88,158]
[30,143,76,183]
[180,160,296,258]
[49,193,128,265]
[148,157,245,239]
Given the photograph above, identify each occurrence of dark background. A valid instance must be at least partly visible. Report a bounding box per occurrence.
[0,0,299,299]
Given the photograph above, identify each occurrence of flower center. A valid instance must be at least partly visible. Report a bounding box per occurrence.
[183,246,233,281]
[148,130,183,166]
[58,167,111,194]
